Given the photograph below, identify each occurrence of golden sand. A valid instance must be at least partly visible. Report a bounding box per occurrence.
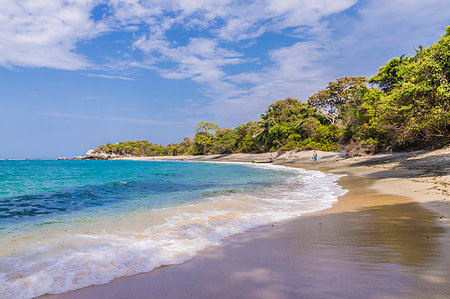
[43,148,450,298]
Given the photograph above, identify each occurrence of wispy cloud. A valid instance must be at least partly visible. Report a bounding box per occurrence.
[127,0,358,92]
[81,96,102,100]
[45,113,189,126]
[84,73,135,80]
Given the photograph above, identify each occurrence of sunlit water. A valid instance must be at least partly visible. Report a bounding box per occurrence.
[0,160,346,298]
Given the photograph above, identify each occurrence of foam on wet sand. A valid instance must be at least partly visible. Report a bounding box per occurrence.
[43,148,450,299]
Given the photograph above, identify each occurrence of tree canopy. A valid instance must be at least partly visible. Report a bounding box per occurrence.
[95,27,449,157]
[308,77,367,124]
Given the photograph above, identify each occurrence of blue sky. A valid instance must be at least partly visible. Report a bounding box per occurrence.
[0,0,449,158]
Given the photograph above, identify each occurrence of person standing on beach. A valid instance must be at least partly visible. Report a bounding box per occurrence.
[313,151,318,162]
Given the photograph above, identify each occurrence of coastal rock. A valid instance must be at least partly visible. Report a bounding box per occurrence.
[81,149,114,160]
[85,149,95,157]
[98,153,108,160]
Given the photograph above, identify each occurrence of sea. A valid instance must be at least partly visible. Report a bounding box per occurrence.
[0,160,346,298]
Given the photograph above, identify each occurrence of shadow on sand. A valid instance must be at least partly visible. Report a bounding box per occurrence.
[347,150,449,179]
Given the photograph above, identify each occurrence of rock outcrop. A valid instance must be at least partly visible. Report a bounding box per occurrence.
[82,149,117,160]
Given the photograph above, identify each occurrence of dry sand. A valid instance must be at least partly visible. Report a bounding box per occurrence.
[43,148,450,299]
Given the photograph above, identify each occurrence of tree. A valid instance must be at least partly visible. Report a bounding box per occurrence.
[176,137,195,155]
[212,128,237,154]
[234,122,261,153]
[255,98,323,151]
[367,26,450,149]
[300,117,320,138]
[308,77,368,124]
[194,122,219,154]
[369,55,407,92]
[94,27,450,156]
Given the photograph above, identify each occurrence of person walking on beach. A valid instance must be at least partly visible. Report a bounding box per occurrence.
[313,151,318,162]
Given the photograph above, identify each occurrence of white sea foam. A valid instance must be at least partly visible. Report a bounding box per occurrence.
[0,164,346,299]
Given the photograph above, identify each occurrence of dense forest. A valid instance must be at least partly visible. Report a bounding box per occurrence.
[95,27,450,157]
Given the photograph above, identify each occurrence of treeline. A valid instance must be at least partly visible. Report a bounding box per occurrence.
[96,27,449,157]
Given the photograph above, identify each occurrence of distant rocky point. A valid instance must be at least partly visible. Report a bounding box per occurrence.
[83,149,118,160]
[57,150,118,160]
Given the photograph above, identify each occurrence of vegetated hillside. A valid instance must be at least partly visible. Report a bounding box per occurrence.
[96,27,450,157]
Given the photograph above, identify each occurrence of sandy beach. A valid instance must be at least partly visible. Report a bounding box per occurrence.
[43,148,449,299]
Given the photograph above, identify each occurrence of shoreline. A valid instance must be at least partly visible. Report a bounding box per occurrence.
[117,148,449,215]
[43,148,449,298]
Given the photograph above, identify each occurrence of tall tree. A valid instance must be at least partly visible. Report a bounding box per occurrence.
[367,26,450,149]
[369,55,407,92]
[194,122,219,154]
[308,77,368,124]
[212,128,237,154]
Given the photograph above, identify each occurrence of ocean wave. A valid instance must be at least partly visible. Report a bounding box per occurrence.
[0,164,346,299]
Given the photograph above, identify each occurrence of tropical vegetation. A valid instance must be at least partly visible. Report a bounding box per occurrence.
[95,27,450,157]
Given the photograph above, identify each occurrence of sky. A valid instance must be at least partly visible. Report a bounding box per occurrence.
[0,0,449,158]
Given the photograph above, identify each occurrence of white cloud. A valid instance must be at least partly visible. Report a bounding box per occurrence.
[264,0,357,28]
[0,0,357,72]
[196,0,450,126]
[314,0,450,77]
[116,0,358,85]
[0,0,107,70]
[135,36,242,91]
[205,40,331,125]
[2,0,449,129]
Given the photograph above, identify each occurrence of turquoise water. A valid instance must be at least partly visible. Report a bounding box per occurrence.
[0,160,287,230]
[0,160,346,298]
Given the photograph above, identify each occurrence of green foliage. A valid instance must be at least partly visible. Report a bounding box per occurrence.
[255,98,333,151]
[234,122,261,153]
[308,77,368,124]
[211,128,238,154]
[96,140,172,156]
[96,27,449,156]
[369,55,406,92]
[194,122,219,154]
[300,117,320,138]
[176,137,195,155]
[365,26,450,150]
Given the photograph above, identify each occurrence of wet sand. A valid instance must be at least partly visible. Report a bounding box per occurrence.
[43,150,450,299]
